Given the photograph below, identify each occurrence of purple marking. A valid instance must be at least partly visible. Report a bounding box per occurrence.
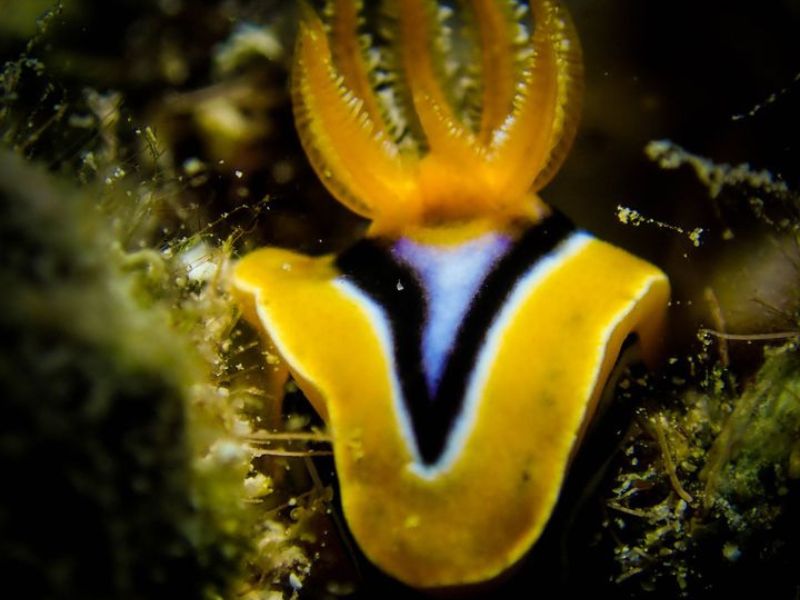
[392,232,512,396]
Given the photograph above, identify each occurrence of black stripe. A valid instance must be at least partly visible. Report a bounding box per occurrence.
[335,211,575,465]
[336,236,430,446]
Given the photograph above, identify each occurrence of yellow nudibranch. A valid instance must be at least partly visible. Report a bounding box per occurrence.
[233,0,669,589]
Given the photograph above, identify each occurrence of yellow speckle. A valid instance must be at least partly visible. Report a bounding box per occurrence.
[404,514,421,529]
[346,430,365,461]
[182,157,206,175]
[615,205,644,226]
[617,204,704,248]
[244,473,273,499]
[688,227,704,247]
[722,542,741,562]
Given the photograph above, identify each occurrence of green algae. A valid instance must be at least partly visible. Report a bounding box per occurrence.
[0,6,321,598]
[0,149,249,599]
[602,144,800,598]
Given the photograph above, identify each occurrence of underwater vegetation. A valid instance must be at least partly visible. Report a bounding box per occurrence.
[1,1,800,599]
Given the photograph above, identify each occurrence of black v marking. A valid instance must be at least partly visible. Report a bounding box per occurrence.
[335,211,575,465]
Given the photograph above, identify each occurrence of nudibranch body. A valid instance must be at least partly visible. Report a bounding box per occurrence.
[233,0,669,589]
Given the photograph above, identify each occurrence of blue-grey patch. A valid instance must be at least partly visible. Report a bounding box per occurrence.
[391,233,512,396]
[413,231,592,477]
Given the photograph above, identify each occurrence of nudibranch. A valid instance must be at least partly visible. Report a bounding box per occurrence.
[233,0,669,589]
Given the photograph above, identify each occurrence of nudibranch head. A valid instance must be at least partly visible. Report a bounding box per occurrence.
[233,0,670,590]
[292,0,583,236]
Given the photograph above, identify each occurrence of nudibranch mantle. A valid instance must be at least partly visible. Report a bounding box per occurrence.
[233,0,670,589]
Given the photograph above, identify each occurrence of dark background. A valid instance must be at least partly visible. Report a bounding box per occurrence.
[2,1,800,598]
[5,0,799,342]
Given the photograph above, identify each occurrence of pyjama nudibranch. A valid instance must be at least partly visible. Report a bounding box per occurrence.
[232,0,670,588]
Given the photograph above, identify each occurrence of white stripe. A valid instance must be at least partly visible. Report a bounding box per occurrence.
[236,278,317,388]
[583,275,665,409]
[412,231,592,479]
[332,278,424,464]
